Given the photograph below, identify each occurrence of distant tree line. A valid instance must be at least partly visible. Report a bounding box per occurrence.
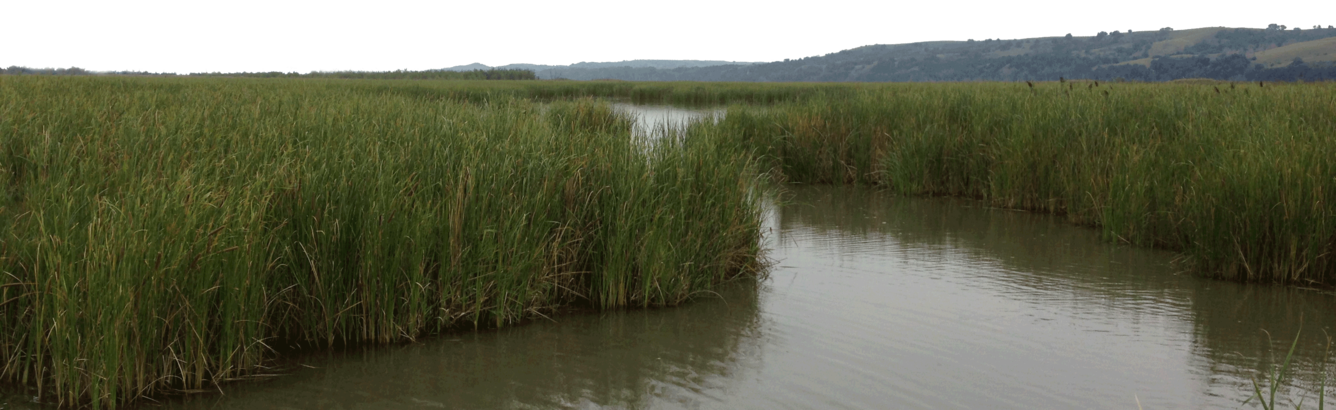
[292,69,537,80]
[9,26,1336,84]
[4,66,92,75]
[1,66,537,81]
[531,27,1336,83]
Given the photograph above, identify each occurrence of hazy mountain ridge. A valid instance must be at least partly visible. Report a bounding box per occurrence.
[519,26,1336,82]
[8,26,1334,82]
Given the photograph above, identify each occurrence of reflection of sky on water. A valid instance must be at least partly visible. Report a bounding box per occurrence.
[613,103,723,138]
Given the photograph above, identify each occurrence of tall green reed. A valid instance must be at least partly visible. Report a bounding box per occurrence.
[0,77,764,407]
[1245,325,1334,410]
[706,81,1336,284]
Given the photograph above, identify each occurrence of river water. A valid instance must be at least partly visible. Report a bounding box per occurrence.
[6,106,1336,410]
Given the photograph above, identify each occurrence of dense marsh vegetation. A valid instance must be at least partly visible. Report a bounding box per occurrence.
[0,77,764,407]
[516,77,1336,285]
[702,81,1336,284]
[2,76,1334,407]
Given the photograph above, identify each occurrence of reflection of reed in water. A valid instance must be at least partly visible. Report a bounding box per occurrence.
[155,282,765,410]
[776,185,1186,299]
[776,185,1336,405]
[1186,282,1336,401]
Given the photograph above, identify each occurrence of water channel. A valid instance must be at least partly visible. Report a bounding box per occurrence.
[6,105,1336,409]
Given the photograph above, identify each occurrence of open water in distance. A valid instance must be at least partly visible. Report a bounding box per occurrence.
[5,105,1336,409]
[612,103,723,139]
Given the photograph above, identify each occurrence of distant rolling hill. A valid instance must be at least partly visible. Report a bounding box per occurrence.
[1253,36,1336,67]
[7,27,1330,83]
[475,26,1336,82]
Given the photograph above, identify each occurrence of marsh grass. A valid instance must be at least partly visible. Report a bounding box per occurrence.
[705,81,1336,285]
[5,75,1334,407]
[0,77,765,407]
[354,79,861,106]
[1246,326,1334,410]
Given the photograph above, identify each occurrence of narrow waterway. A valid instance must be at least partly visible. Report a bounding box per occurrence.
[612,102,723,138]
[5,105,1335,410]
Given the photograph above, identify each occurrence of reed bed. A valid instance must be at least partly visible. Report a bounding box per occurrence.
[5,74,1334,407]
[351,79,860,106]
[704,81,1336,284]
[0,76,765,407]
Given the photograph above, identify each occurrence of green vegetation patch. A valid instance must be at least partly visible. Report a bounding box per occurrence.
[4,76,1335,408]
[0,77,765,407]
[702,81,1336,285]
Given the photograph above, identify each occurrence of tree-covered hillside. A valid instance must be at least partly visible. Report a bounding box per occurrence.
[538,26,1336,82]
[7,26,1333,83]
